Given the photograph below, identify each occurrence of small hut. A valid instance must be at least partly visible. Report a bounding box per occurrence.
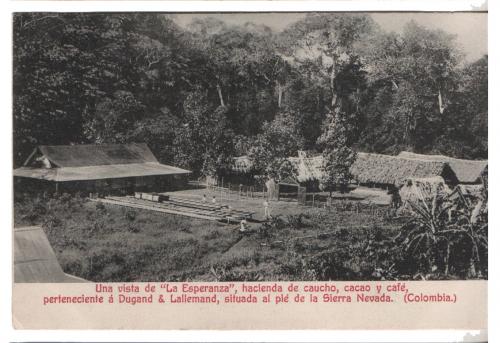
[222,155,256,186]
[288,151,323,191]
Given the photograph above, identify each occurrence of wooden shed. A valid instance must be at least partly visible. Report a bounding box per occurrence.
[14,143,191,195]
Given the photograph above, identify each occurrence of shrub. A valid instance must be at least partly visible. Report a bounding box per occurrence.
[20,197,47,223]
[202,229,222,240]
[286,213,308,230]
[306,249,356,280]
[396,185,488,279]
[125,210,137,221]
[95,202,106,212]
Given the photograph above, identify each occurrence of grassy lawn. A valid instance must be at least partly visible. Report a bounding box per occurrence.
[14,191,405,282]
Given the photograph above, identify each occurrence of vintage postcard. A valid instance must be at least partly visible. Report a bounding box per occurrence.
[11,11,487,333]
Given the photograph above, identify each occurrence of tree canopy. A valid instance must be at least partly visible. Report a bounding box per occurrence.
[13,13,487,175]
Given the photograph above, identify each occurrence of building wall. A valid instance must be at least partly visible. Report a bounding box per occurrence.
[14,174,189,197]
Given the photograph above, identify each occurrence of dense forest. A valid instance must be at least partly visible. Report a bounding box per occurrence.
[13,13,488,177]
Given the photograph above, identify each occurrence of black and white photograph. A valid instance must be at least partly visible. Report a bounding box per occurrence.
[13,11,488,283]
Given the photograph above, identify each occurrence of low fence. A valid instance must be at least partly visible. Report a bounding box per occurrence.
[304,197,389,216]
[206,183,267,200]
[194,179,390,216]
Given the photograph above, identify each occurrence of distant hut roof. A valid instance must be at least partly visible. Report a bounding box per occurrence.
[232,155,253,173]
[14,226,87,283]
[14,143,191,182]
[398,151,487,184]
[350,152,457,187]
[230,151,461,187]
[232,153,324,182]
[289,155,323,183]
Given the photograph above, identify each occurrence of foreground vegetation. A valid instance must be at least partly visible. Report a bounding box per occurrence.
[14,191,486,281]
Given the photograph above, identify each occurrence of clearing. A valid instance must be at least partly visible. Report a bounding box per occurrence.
[14,188,401,282]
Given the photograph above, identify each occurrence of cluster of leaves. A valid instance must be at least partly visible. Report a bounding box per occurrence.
[318,110,357,193]
[395,185,488,279]
[247,111,303,182]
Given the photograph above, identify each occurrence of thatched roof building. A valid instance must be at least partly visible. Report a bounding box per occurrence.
[398,151,487,184]
[232,152,323,184]
[230,151,460,189]
[350,152,458,187]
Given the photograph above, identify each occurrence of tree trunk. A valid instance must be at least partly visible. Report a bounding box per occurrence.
[355,87,360,113]
[216,83,225,107]
[438,88,444,114]
[330,55,338,108]
[277,82,283,108]
[444,243,450,276]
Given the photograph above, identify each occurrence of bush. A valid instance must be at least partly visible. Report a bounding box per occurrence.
[20,197,47,223]
[286,213,308,230]
[95,202,106,212]
[306,249,356,280]
[125,210,137,221]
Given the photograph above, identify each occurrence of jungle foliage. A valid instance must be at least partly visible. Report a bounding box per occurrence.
[14,13,487,176]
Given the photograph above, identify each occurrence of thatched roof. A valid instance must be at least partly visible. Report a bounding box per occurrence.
[289,155,323,183]
[232,152,323,182]
[232,155,253,173]
[350,152,457,187]
[231,151,460,187]
[398,151,487,184]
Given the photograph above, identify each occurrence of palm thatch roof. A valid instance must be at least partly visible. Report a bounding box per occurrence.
[289,155,323,183]
[232,155,253,173]
[350,152,457,187]
[231,151,460,187]
[398,151,487,184]
[232,152,323,182]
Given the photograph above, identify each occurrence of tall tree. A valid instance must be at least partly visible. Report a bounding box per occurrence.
[318,111,357,194]
[173,90,235,177]
[358,21,462,153]
[248,111,303,183]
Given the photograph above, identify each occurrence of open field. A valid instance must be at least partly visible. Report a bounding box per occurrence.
[14,190,406,282]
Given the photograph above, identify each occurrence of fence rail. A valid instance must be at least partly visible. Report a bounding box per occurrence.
[193,179,389,216]
[206,182,267,200]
